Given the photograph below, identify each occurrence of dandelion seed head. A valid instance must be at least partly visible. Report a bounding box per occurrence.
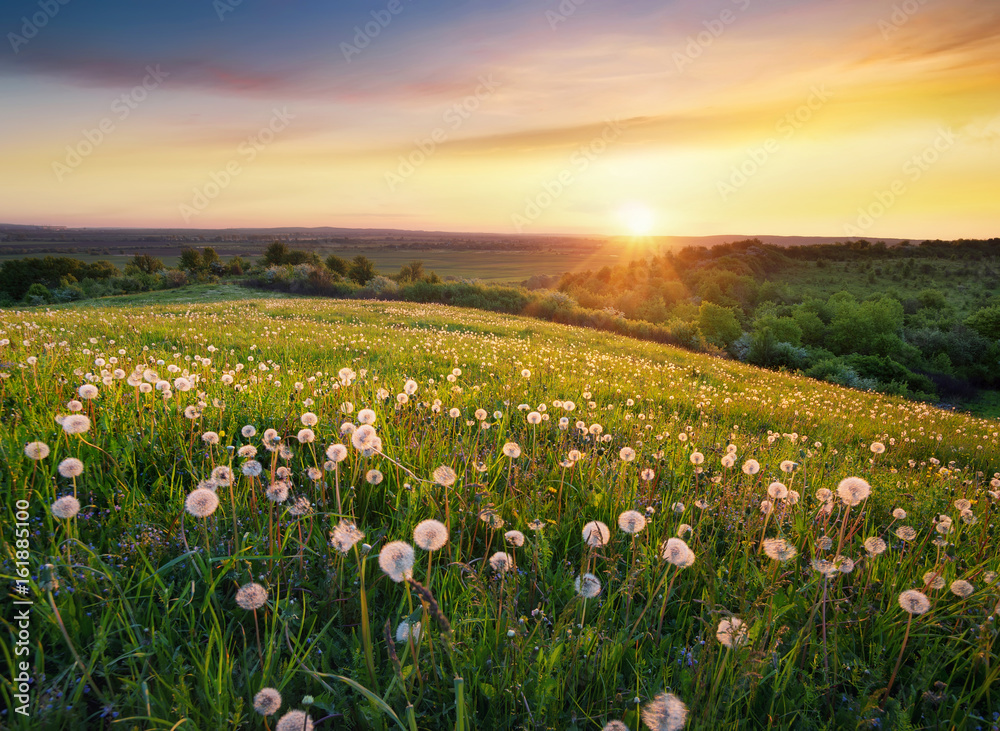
[242,460,263,477]
[330,520,365,554]
[767,482,788,500]
[24,441,50,460]
[837,477,871,506]
[432,465,457,487]
[898,589,931,615]
[395,619,421,644]
[864,537,887,556]
[504,529,526,547]
[489,551,514,573]
[716,617,748,649]
[742,459,760,475]
[51,495,81,520]
[617,510,647,535]
[502,442,522,458]
[57,457,84,478]
[762,538,798,562]
[896,526,917,541]
[266,481,290,503]
[662,538,695,568]
[275,710,314,731]
[413,519,449,551]
[242,425,257,438]
[582,521,611,547]
[366,469,383,485]
[185,488,219,518]
[235,582,268,610]
[379,541,415,582]
[201,431,220,446]
[575,572,602,599]
[640,692,688,731]
[62,414,91,435]
[253,688,282,716]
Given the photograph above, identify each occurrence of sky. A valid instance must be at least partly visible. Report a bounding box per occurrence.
[1,0,998,239]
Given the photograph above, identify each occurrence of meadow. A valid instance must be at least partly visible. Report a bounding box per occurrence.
[1,292,999,730]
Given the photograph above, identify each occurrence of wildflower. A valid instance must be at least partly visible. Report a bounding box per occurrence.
[672,502,685,514]
[603,722,629,731]
[262,428,280,448]
[641,468,655,481]
[201,431,221,446]
[432,465,457,487]
[716,617,748,648]
[787,490,800,505]
[296,428,315,444]
[242,425,257,438]
[58,457,84,478]
[762,538,797,562]
[620,447,636,462]
[923,571,945,590]
[475,409,488,421]
[404,379,418,395]
[767,482,788,500]
[489,551,514,573]
[288,496,312,516]
[779,460,797,473]
[211,466,234,486]
[242,460,263,477]
[892,508,907,520]
[676,523,692,538]
[582,521,611,547]
[62,414,91,435]
[51,495,81,520]
[275,710,314,731]
[300,412,318,427]
[721,454,736,468]
[357,408,376,425]
[694,499,709,510]
[950,580,974,598]
[895,526,917,541]
[689,451,704,465]
[742,459,760,475]
[836,477,871,506]
[811,559,839,578]
[325,443,348,462]
[366,469,383,485]
[618,510,647,534]
[379,541,415,582]
[759,500,773,515]
[78,384,99,399]
[870,442,885,454]
[528,519,545,532]
[864,537,887,556]
[235,583,268,610]
[185,488,219,518]
[816,488,832,502]
[640,691,688,731]
[954,498,971,511]
[266,481,290,503]
[253,688,282,716]
[24,441,50,460]
[330,521,365,554]
[527,411,542,425]
[505,530,526,547]
[833,555,855,573]
[67,399,83,412]
[448,408,461,418]
[413,519,449,551]
[502,442,522,458]
[816,536,833,550]
[575,573,602,599]
[662,538,695,568]
[396,619,421,643]
[898,589,931,615]
[305,466,322,482]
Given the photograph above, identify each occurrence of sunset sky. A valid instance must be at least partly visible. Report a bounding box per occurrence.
[1,0,998,238]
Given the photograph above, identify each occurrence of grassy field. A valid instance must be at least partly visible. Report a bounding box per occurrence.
[1,291,998,730]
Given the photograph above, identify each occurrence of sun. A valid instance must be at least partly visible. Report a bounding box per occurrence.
[618,203,655,236]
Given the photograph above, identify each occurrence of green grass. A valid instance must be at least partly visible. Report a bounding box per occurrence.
[1,296,997,730]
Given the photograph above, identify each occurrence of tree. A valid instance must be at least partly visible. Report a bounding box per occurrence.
[348,255,377,285]
[398,260,426,282]
[179,248,203,273]
[697,302,742,348]
[129,254,164,274]
[325,254,348,277]
[965,305,1000,341]
[201,247,221,270]
[83,260,121,280]
[261,241,291,267]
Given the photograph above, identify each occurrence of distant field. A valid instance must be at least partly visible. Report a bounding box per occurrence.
[0,241,642,283]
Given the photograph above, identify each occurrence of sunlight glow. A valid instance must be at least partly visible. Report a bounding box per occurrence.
[619,204,655,236]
